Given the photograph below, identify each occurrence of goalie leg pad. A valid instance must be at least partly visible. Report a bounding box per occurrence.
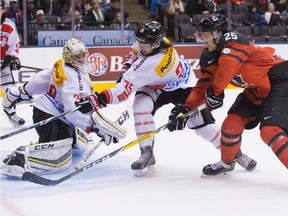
[1,138,73,178]
[72,127,94,156]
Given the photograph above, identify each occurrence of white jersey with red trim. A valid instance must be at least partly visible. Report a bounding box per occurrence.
[25,59,94,131]
[105,40,196,104]
[0,17,20,62]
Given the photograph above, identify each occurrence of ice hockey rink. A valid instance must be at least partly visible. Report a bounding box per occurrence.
[1,89,288,216]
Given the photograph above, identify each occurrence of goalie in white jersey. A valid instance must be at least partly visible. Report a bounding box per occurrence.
[1,38,126,178]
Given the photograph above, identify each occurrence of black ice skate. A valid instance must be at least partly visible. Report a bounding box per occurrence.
[131,146,156,177]
[4,110,25,127]
[236,150,257,171]
[202,160,236,176]
[1,146,29,179]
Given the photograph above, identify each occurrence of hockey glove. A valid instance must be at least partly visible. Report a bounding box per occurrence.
[10,57,21,71]
[91,111,127,146]
[76,92,107,114]
[94,127,119,145]
[168,104,190,132]
[205,86,224,110]
[1,55,12,71]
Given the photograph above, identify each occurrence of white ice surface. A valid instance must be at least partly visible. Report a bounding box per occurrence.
[1,89,288,216]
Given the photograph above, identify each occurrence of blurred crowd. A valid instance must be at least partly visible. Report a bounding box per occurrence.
[1,0,131,45]
[2,0,288,44]
[146,0,288,41]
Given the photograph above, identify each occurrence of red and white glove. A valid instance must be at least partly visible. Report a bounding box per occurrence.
[75,92,107,114]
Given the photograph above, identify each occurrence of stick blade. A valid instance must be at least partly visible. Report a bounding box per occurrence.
[22,172,56,186]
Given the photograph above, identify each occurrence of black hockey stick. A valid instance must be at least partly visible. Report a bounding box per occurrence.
[22,123,168,186]
[21,65,43,71]
[0,106,80,140]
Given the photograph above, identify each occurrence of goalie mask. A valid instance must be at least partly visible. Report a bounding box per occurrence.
[62,38,90,74]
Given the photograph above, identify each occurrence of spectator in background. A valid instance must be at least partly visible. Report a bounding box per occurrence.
[39,0,61,16]
[4,0,23,36]
[265,2,281,26]
[165,0,185,15]
[104,0,129,25]
[100,0,111,11]
[28,9,52,45]
[150,0,169,18]
[165,0,185,31]
[84,0,105,28]
[186,0,215,18]
[242,3,265,27]
[60,9,86,30]
[61,0,83,17]
[110,10,129,29]
[27,0,37,22]
[251,0,268,15]
[280,4,288,25]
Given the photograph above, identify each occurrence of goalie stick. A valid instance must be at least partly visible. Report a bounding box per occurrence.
[74,110,130,170]
[1,106,80,140]
[21,65,43,71]
[22,123,167,186]
[21,104,206,186]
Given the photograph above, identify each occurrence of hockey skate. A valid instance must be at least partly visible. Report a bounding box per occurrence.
[236,150,257,171]
[131,146,156,177]
[1,146,30,179]
[3,109,25,127]
[202,160,236,177]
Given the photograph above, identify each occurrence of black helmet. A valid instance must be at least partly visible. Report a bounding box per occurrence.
[136,20,165,44]
[197,14,227,32]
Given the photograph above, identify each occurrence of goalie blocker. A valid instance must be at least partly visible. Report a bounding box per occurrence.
[1,111,127,178]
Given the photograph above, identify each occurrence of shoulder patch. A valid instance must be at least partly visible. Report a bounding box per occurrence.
[154,47,176,77]
[52,59,67,88]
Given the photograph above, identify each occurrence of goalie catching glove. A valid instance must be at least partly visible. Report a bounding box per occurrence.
[168,104,190,132]
[76,92,108,114]
[91,110,127,145]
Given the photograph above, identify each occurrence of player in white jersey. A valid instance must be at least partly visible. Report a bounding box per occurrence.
[0,0,25,127]
[1,38,125,178]
[76,20,257,176]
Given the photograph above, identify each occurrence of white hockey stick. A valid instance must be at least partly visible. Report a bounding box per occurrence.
[74,109,130,170]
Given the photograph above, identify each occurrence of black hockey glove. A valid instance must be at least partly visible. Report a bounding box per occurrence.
[10,57,21,71]
[1,55,11,70]
[116,63,130,83]
[168,104,190,132]
[205,86,224,110]
[75,92,107,114]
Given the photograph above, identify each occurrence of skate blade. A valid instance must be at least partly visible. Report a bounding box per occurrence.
[133,165,156,177]
[1,170,23,179]
[1,165,25,179]
[200,171,228,178]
